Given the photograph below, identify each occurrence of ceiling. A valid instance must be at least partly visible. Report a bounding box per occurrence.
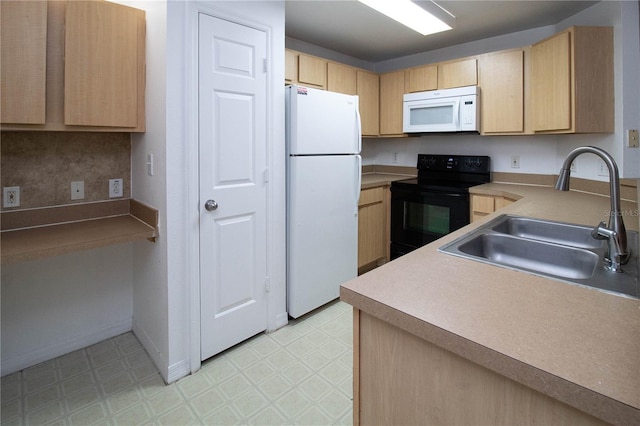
[285,0,599,62]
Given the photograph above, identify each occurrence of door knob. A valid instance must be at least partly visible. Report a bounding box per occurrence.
[204,199,218,211]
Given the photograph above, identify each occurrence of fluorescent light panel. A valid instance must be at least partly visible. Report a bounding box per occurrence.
[358,0,452,36]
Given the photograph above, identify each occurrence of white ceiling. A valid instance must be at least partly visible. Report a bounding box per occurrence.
[285,0,599,62]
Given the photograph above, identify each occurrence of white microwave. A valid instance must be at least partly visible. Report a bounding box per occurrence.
[403,85,479,133]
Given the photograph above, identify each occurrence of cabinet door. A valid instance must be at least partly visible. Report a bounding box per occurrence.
[406,65,437,93]
[480,50,524,134]
[285,49,298,84]
[470,195,495,222]
[64,1,140,127]
[328,62,357,95]
[298,54,327,89]
[358,188,386,268]
[379,71,406,136]
[531,31,571,132]
[357,70,380,137]
[438,58,477,89]
[0,1,47,124]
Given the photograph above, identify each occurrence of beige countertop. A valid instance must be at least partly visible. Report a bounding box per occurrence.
[341,182,640,425]
[360,172,414,189]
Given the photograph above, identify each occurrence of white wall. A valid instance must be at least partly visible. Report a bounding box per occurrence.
[125,0,286,383]
[357,2,640,181]
[118,0,175,382]
[1,245,133,376]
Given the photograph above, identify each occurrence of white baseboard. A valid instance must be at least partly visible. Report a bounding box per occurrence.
[1,318,132,377]
[132,320,191,384]
[167,359,190,384]
[267,311,289,333]
[132,319,168,382]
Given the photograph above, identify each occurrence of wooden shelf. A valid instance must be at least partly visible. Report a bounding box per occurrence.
[1,200,157,264]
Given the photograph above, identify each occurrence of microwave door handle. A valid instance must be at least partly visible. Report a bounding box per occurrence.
[453,100,461,129]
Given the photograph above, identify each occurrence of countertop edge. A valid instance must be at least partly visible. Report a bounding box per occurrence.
[340,286,639,425]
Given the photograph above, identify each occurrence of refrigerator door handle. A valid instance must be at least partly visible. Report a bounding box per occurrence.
[355,155,362,208]
[355,99,362,153]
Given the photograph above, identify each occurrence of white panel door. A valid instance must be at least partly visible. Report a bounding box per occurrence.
[199,13,268,360]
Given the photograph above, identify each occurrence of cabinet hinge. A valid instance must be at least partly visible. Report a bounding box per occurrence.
[263,58,268,73]
[264,168,269,183]
[264,277,271,293]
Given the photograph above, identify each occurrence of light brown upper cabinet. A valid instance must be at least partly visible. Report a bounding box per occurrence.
[298,54,327,89]
[65,1,142,128]
[327,63,357,95]
[479,49,526,134]
[406,64,437,93]
[437,58,477,89]
[0,1,48,125]
[379,71,407,137]
[531,26,613,134]
[407,58,477,93]
[1,0,146,132]
[285,49,298,84]
[286,52,328,89]
[357,70,380,137]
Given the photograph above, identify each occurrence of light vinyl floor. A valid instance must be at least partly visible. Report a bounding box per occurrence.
[1,300,353,426]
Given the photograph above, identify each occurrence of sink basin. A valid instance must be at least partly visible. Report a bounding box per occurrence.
[457,233,599,279]
[491,216,603,249]
[439,214,639,299]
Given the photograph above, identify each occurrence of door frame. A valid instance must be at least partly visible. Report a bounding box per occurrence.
[182,1,287,375]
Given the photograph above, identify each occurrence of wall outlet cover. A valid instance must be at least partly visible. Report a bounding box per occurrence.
[71,181,85,200]
[109,178,123,198]
[3,186,20,208]
[629,129,639,148]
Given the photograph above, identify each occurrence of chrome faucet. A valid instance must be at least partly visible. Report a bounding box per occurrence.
[555,146,630,272]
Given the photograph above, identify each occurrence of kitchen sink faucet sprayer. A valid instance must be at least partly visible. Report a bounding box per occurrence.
[555,146,629,272]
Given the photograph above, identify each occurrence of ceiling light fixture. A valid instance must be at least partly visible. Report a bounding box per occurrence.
[357,0,453,36]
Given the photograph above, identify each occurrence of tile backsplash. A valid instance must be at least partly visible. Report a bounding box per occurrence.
[1,132,131,210]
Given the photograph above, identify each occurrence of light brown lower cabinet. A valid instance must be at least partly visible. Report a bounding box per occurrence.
[357,186,389,272]
[471,194,516,222]
[352,309,607,425]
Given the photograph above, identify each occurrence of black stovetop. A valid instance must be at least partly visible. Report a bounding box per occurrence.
[392,154,492,192]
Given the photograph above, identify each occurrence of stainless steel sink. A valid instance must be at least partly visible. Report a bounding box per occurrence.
[457,233,599,279]
[439,214,639,299]
[491,216,603,249]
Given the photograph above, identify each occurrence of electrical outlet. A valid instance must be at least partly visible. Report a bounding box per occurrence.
[510,155,520,169]
[570,160,577,173]
[71,181,85,200]
[392,152,399,164]
[628,129,639,148]
[109,178,123,198]
[3,186,20,208]
[597,160,609,177]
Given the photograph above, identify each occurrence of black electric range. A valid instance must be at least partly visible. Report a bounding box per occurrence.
[390,154,491,259]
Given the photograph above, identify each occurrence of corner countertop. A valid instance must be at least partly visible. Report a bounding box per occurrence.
[341,182,640,425]
[361,172,415,189]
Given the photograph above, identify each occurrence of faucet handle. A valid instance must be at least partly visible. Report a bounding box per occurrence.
[591,221,611,240]
[591,221,625,272]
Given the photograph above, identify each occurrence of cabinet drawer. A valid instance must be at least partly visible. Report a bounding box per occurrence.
[359,187,385,206]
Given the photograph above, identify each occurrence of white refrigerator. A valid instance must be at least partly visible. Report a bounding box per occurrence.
[286,85,362,318]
